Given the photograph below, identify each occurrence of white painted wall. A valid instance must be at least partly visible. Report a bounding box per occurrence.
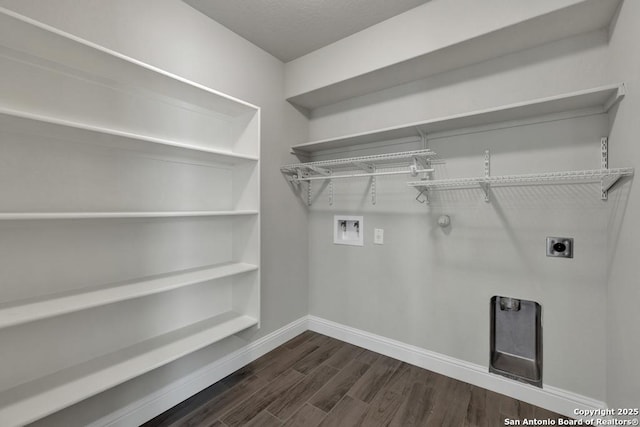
[305,25,632,404]
[0,0,308,425]
[605,0,640,410]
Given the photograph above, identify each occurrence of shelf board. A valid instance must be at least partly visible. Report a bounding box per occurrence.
[286,0,621,109]
[0,210,259,221]
[0,108,259,165]
[0,8,258,118]
[0,262,258,330]
[0,311,257,427]
[292,84,625,154]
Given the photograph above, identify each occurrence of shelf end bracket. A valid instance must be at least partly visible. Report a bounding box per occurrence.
[371,175,377,205]
[415,185,429,204]
[480,181,491,202]
[417,128,428,149]
[601,137,609,200]
[483,150,491,202]
[604,84,626,112]
[602,174,622,194]
[329,178,334,206]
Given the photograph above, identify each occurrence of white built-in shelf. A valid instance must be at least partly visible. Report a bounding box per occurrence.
[0,210,259,221]
[286,1,621,109]
[0,108,259,165]
[0,311,258,427]
[291,84,625,154]
[0,8,261,424]
[0,7,258,119]
[0,263,258,330]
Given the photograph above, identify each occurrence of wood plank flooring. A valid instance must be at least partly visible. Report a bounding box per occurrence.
[142,331,567,427]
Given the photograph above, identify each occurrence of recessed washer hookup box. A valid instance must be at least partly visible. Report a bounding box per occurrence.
[333,215,363,246]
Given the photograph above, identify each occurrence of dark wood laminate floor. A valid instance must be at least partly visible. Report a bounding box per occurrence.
[142,331,567,427]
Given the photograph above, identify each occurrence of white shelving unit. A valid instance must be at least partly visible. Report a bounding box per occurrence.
[281,149,436,181]
[407,138,634,202]
[0,312,258,427]
[0,262,258,329]
[281,149,436,205]
[291,84,625,155]
[285,86,633,206]
[0,8,260,426]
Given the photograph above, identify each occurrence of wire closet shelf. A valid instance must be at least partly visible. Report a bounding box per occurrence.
[281,143,634,205]
[280,149,437,182]
[281,149,437,206]
[407,145,634,203]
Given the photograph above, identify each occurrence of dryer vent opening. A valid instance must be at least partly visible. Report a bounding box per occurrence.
[490,296,542,387]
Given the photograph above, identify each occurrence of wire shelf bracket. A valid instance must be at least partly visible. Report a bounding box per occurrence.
[371,175,377,205]
[481,150,491,202]
[328,178,334,206]
[601,137,610,200]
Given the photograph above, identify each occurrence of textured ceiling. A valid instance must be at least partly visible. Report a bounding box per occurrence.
[183,0,429,62]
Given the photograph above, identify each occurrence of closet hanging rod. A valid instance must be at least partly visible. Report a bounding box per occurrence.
[298,168,434,182]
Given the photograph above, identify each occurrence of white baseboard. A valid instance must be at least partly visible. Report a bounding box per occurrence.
[90,316,308,427]
[307,315,606,419]
[88,314,604,426]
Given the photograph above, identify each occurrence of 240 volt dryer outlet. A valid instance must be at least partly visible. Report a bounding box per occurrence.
[546,237,573,258]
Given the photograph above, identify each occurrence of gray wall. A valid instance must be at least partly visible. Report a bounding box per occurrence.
[0,0,308,424]
[306,24,630,402]
[606,0,640,410]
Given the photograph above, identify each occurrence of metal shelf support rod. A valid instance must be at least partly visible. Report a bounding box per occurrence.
[483,150,491,202]
[371,175,377,205]
[601,137,608,200]
[293,168,434,182]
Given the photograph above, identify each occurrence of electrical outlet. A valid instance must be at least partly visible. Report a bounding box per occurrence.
[374,228,384,245]
[546,237,573,258]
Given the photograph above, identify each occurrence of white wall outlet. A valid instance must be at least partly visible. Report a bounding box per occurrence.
[374,228,384,245]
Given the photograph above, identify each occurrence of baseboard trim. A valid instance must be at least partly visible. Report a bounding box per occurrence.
[307,315,606,419]
[90,314,604,425]
[91,316,308,427]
